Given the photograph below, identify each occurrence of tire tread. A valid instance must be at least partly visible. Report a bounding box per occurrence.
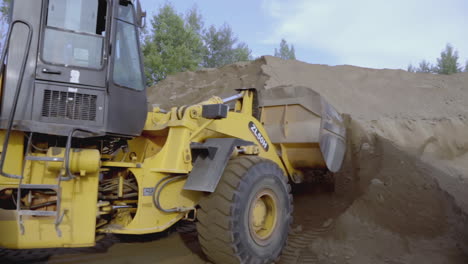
[197,156,292,264]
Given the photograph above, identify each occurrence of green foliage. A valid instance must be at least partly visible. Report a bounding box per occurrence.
[142,4,204,84]
[185,5,203,35]
[416,60,434,73]
[0,0,11,51]
[435,44,462,75]
[407,61,434,73]
[202,23,251,68]
[274,39,296,60]
[143,4,252,84]
[0,0,10,21]
[232,42,251,63]
[407,44,466,75]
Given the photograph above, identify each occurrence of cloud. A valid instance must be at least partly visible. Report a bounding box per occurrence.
[262,0,468,69]
[260,0,283,18]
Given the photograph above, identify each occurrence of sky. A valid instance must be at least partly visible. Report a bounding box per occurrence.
[140,0,468,70]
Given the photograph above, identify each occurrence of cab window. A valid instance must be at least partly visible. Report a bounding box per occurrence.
[112,4,145,91]
[42,0,107,69]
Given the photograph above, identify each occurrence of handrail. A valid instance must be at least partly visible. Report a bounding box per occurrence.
[61,128,97,181]
[0,20,34,179]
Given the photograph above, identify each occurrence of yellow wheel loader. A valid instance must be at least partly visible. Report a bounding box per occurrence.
[0,0,346,263]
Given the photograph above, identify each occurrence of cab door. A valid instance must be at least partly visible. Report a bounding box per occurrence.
[35,0,109,88]
[105,1,147,136]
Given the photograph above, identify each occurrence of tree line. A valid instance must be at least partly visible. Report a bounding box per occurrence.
[142,4,296,85]
[0,1,296,85]
[407,44,468,74]
[142,4,252,84]
[2,2,467,81]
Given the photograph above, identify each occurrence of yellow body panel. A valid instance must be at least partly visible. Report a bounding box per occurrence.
[0,152,99,249]
[101,91,289,235]
[0,131,24,186]
[202,111,286,172]
[46,148,101,174]
[0,91,297,248]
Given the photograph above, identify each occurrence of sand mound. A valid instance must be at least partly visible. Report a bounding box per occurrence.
[48,57,468,263]
[150,56,468,207]
[279,131,468,263]
[150,56,468,119]
[150,56,468,163]
[149,56,468,262]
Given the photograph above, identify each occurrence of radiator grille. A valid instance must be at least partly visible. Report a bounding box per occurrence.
[41,90,97,121]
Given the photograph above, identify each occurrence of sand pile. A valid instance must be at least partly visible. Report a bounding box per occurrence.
[149,56,468,263]
[150,56,468,208]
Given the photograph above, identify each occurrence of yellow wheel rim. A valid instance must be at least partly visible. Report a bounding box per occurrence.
[249,189,278,245]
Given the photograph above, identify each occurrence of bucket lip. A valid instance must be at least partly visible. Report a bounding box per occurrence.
[319,97,347,173]
[258,85,323,115]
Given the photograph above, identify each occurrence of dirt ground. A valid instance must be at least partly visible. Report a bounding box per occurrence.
[47,135,467,264]
[45,57,468,263]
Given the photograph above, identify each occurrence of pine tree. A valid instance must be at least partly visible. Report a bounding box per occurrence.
[274,39,296,60]
[185,5,203,36]
[202,23,251,68]
[435,44,462,75]
[142,4,203,84]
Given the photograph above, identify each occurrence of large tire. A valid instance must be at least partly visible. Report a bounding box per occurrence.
[197,156,293,264]
[0,234,116,263]
[0,248,52,264]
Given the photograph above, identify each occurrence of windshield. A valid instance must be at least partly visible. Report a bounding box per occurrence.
[42,0,107,69]
[112,4,145,91]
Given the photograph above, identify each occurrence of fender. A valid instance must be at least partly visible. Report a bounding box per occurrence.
[183,138,254,192]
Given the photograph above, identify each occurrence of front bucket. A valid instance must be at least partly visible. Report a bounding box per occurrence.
[259,85,346,173]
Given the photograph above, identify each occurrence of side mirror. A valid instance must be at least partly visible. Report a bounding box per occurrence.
[136,0,147,28]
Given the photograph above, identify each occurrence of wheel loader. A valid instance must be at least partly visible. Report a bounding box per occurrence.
[0,0,346,263]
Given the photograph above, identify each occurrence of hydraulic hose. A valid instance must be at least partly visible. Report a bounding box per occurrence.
[152,175,191,213]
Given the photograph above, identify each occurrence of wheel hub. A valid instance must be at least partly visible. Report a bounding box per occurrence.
[249,189,278,245]
[252,199,267,227]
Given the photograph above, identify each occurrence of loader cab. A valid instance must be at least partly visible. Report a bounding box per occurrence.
[0,0,147,137]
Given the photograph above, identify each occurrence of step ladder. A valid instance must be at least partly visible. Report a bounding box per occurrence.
[0,20,95,238]
[16,134,67,237]
[13,129,95,237]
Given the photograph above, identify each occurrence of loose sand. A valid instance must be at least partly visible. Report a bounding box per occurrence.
[49,57,468,263]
